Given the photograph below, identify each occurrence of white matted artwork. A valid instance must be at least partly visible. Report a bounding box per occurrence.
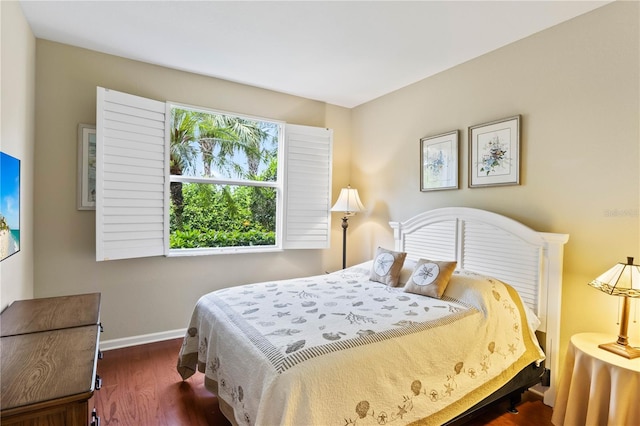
[77,123,97,210]
[469,115,520,188]
[420,130,458,191]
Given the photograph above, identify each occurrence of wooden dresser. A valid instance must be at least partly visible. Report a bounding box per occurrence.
[0,293,102,426]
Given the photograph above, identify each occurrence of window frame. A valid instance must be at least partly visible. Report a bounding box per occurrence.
[166,102,285,256]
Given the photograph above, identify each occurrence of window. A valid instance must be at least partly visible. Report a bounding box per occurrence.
[168,105,281,252]
[96,87,332,261]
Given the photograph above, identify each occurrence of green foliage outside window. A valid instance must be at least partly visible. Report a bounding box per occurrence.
[169,183,276,248]
[169,107,279,249]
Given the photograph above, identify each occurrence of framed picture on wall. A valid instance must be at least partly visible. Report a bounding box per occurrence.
[77,123,97,210]
[1,151,21,261]
[420,130,459,191]
[468,115,520,188]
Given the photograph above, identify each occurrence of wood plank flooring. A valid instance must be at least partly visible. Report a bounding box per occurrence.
[94,338,552,425]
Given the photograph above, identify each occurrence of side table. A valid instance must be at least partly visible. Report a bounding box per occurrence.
[551,332,640,425]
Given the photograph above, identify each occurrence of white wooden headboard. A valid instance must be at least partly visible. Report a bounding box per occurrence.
[389,207,569,406]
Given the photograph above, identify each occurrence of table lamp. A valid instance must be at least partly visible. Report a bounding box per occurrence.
[331,185,364,269]
[588,256,640,359]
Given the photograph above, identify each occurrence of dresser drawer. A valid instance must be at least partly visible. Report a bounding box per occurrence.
[1,325,100,423]
[0,400,91,426]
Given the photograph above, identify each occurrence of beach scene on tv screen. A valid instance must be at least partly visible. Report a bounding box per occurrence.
[1,152,20,261]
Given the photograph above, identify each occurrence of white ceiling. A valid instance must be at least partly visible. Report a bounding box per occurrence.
[20,1,610,108]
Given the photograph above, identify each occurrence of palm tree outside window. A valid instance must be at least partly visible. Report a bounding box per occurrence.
[169,106,280,250]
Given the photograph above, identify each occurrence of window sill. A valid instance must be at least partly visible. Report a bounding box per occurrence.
[167,246,283,257]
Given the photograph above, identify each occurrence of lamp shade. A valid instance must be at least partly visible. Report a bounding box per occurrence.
[589,257,640,297]
[331,186,364,216]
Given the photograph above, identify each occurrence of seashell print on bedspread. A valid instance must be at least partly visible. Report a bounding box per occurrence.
[342,271,538,425]
[177,268,545,426]
[198,271,475,374]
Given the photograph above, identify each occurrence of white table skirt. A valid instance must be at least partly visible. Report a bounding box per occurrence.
[552,333,640,426]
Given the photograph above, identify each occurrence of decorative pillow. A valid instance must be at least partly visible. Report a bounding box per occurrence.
[404,259,457,298]
[398,259,418,286]
[370,247,407,287]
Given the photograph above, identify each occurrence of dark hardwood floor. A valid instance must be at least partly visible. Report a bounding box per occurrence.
[94,338,552,425]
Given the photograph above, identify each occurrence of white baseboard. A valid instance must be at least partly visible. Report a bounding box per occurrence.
[529,383,553,406]
[100,328,187,351]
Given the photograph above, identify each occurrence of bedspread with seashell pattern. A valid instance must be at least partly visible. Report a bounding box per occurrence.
[177,267,544,426]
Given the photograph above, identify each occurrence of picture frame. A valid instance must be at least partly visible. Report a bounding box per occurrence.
[77,123,97,210]
[468,115,520,188]
[1,152,21,261]
[420,130,459,191]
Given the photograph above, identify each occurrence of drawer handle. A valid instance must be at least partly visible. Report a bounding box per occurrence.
[95,375,102,390]
[99,323,104,332]
[91,408,101,426]
[98,350,104,360]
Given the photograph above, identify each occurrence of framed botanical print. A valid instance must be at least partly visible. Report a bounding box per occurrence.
[468,115,520,188]
[77,123,97,210]
[420,130,458,191]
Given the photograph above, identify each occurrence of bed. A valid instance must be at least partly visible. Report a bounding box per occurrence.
[177,207,569,425]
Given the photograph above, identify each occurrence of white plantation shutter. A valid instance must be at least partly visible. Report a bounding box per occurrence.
[96,88,331,260]
[96,87,168,261]
[283,124,332,249]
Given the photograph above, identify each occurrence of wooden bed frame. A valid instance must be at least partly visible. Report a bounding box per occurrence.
[389,207,569,407]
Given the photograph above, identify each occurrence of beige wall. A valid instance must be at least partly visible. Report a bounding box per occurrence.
[34,41,352,342]
[349,1,639,367]
[1,1,36,309]
[27,1,640,377]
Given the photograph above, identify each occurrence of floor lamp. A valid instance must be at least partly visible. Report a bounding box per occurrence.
[331,186,365,270]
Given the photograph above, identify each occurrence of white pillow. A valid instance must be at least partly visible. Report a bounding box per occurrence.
[399,259,417,286]
[523,303,541,331]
